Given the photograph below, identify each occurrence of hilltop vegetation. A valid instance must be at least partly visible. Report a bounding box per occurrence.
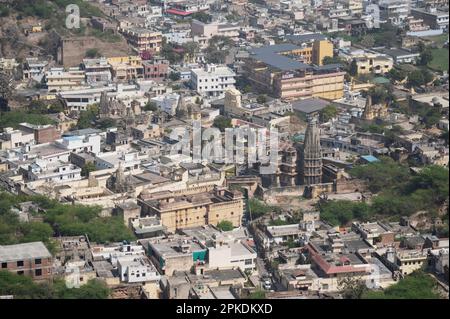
[319,158,449,228]
[362,271,441,299]
[0,192,135,249]
[0,270,110,299]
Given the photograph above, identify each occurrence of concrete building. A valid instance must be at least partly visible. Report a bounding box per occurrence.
[143,58,169,81]
[45,67,86,93]
[411,6,449,30]
[190,64,236,99]
[208,235,257,272]
[117,256,160,283]
[245,44,345,100]
[139,187,244,233]
[191,20,240,40]
[0,242,52,280]
[119,28,163,54]
[26,159,82,184]
[147,236,207,275]
[285,34,334,65]
[353,55,393,75]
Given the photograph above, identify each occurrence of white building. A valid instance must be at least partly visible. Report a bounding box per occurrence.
[190,64,236,99]
[151,93,180,115]
[117,256,161,283]
[0,127,35,150]
[91,242,145,267]
[95,151,141,171]
[26,159,82,183]
[58,83,147,112]
[23,58,49,82]
[208,235,257,272]
[56,134,101,155]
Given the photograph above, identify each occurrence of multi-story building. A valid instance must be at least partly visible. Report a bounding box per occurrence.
[107,56,144,82]
[139,187,244,233]
[353,55,394,75]
[81,57,112,85]
[191,19,240,40]
[26,159,82,184]
[245,44,345,101]
[285,34,334,66]
[190,64,236,99]
[119,27,163,54]
[45,67,86,93]
[17,123,61,145]
[378,0,411,25]
[411,6,449,30]
[117,256,161,283]
[0,242,53,280]
[143,58,169,81]
[147,236,207,275]
[0,127,35,150]
[22,57,49,82]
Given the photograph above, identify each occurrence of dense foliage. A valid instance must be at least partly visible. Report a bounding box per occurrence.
[216,220,234,231]
[0,110,55,130]
[248,199,281,219]
[0,271,110,299]
[0,192,135,246]
[319,159,449,226]
[362,271,440,299]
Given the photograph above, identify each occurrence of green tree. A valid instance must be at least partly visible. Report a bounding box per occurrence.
[81,162,96,177]
[349,59,358,76]
[191,12,212,23]
[388,68,406,82]
[248,290,266,299]
[362,271,440,299]
[338,276,368,299]
[419,48,433,66]
[144,101,158,112]
[319,105,338,122]
[76,105,99,129]
[256,95,267,104]
[168,72,181,81]
[85,48,100,58]
[213,115,232,131]
[408,70,425,87]
[217,220,234,231]
[322,56,345,65]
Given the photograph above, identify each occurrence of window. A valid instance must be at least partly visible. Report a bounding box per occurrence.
[17,271,24,275]
[35,269,42,276]
[1,262,7,268]
[35,258,42,265]
[245,259,252,265]
[17,261,24,267]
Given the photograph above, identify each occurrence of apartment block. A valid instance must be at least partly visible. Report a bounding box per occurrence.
[139,187,244,233]
[0,242,53,280]
[245,44,345,101]
[119,28,163,54]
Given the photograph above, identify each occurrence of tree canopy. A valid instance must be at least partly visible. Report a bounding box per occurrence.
[0,270,110,299]
[362,271,440,299]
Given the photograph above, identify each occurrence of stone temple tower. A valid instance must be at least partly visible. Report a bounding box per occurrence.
[301,116,322,185]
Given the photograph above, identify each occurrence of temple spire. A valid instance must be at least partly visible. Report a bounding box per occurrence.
[302,115,322,185]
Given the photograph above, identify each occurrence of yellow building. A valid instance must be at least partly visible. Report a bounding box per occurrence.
[138,187,244,233]
[245,42,344,100]
[354,55,393,75]
[107,56,144,81]
[312,40,334,66]
[119,27,162,54]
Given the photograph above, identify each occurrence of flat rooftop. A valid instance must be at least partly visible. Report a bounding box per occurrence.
[0,242,52,262]
[249,44,310,71]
